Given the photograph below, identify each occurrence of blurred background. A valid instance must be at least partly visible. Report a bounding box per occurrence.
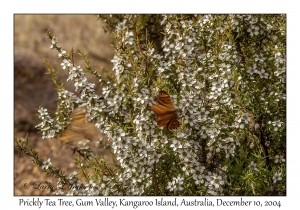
[14,15,114,195]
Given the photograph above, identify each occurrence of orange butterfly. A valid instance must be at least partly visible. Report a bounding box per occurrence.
[58,106,101,143]
[151,90,180,130]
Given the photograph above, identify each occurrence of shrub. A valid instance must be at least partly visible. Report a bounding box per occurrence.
[15,14,286,196]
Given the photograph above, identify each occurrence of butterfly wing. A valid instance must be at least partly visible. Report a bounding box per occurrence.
[157,112,179,127]
[167,117,180,130]
[58,123,100,142]
[151,104,177,115]
[70,106,87,125]
[152,90,180,130]
[157,91,175,108]
[58,106,101,143]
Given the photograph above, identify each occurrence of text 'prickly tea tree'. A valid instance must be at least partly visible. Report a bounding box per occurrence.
[15,14,286,196]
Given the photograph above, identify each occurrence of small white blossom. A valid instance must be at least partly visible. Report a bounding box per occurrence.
[41,158,52,170]
[248,161,259,172]
[272,172,282,184]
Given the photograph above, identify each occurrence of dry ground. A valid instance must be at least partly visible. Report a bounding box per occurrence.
[14,15,115,195]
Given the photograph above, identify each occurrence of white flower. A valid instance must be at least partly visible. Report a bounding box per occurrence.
[170,140,182,151]
[272,172,282,184]
[248,161,259,171]
[61,59,71,70]
[58,49,66,57]
[50,36,58,48]
[41,158,52,170]
[210,173,224,189]
[274,155,285,163]
[167,176,184,192]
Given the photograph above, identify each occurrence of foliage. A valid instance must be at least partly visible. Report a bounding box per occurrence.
[14,14,286,196]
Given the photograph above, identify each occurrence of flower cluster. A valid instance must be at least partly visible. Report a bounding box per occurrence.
[41,158,52,170]
[36,107,61,139]
[167,175,184,192]
[34,15,285,196]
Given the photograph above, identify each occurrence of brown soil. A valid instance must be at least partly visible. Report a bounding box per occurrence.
[14,15,114,195]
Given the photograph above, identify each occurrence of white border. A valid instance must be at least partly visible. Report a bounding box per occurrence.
[4,0,298,209]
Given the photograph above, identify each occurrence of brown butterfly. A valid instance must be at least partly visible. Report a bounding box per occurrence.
[58,106,101,143]
[151,90,180,130]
